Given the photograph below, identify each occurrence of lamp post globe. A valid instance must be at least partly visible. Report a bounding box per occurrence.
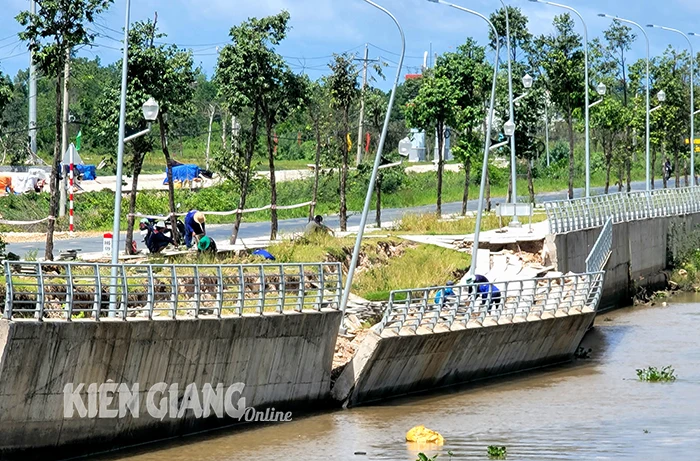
[657,90,666,102]
[522,74,533,89]
[596,82,607,96]
[504,119,516,137]
[142,97,160,121]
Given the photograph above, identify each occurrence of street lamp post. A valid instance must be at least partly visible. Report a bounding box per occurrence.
[339,0,404,327]
[500,0,520,227]
[427,0,501,279]
[530,0,591,197]
[588,82,607,109]
[650,90,666,113]
[600,14,651,191]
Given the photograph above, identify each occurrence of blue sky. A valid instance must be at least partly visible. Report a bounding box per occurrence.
[1,0,700,89]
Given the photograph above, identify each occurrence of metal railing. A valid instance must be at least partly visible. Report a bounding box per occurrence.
[3,261,343,321]
[378,272,604,335]
[586,217,613,274]
[544,186,700,234]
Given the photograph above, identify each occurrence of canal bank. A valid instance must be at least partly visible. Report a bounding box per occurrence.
[87,297,700,461]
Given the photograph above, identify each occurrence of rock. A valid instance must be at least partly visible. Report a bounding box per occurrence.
[345,314,363,332]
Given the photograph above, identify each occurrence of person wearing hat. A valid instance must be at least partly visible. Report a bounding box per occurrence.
[434,280,456,307]
[304,215,334,236]
[142,219,174,254]
[184,210,207,249]
[197,235,217,256]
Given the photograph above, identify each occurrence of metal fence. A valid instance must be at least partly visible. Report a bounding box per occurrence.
[377,272,604,335]
[3,261,343,321]
[544,186,700,234]
[586,217,613,274]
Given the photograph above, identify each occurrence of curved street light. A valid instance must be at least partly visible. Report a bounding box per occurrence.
[340,0,405,326]
[600,14,651,191]
[530,0,591,198]
[427,0,500,279]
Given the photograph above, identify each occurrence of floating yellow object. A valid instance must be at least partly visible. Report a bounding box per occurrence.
[405,425,445,445]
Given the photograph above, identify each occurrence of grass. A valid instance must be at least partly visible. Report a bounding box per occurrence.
[636,366,677,382]
[220,233,470,302]
[394,212,547,235]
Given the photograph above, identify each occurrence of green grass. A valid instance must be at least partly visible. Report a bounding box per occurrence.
[394,212,548,235]
[487,446,507,460]
[636,366,677,382]
[216,233,470,302]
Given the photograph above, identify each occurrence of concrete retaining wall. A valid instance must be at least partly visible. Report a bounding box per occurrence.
[0,310,341,460]
[333,312,594,407]
[547,212,700,311]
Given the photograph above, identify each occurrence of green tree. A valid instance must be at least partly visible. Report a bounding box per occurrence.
[216,12,291,243]
[533,13,585,199]
[16,0,113,260]
[327,53,359,231]
[404,71,458,217]
[603,20,636,107]
[489,6,532,64]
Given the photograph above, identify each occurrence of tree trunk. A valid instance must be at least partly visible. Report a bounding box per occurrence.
[265,115,278,240]
[461,157,471,216]
[604,142,612,194]
[310,116,321,220]
[486,173,491,212]
[375,172,382,228]
[684,158,689,187]
[567,111,575,199]
[339,110,350,231]
[45,76,63,260]
[625,155,631,193]
[662,143,668,189]
[125,151,146,255]
[507,173,512,203]
[157,111,179,244]
[651,147,656,190]
[675,150,681,188]
[527,159,535,204]
[436,121,444,217]
[617,163,623,192]
[205,104,215,170]
[231,105,259,244]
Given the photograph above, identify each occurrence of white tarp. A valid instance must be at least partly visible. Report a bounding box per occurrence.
[13,169,48,194]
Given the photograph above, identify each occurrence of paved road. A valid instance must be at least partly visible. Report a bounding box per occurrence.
[7,177,679,256]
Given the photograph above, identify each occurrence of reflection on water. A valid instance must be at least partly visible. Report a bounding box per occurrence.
[96,300,700,461]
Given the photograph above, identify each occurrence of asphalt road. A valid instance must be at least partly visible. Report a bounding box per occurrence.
[7,177,679,256]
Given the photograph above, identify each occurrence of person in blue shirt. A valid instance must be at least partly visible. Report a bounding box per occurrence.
[434,280,456,306]
[184,210,206,248]
[467,274,502,312]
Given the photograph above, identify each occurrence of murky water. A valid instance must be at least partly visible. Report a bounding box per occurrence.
[97,297,700,461]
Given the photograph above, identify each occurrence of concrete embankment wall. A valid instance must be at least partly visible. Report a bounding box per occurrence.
[0,311,341,460]
[333,312,595,407]
[548,213,700,312]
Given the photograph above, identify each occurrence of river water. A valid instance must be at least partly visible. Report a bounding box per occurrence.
[97,297,700,461]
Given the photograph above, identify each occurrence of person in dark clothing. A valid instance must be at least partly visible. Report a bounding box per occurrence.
[141,220,174,254]
[468,274,502,312]
[434,280,456,306]
[184,210,206,248]
[197,236,217,255]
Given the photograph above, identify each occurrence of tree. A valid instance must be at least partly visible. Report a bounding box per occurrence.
[533,14,585,199]
[302,77,330,219]
[217,12,295,243]
[404,72,457,217]
[603,20,636,107]
[17,0,113,260]
[91,20,190,254]
[591,96,625,193]
[327,53,359,231]
[489,6,532,64]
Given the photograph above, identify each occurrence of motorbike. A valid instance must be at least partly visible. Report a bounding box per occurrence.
[139,217,186,246]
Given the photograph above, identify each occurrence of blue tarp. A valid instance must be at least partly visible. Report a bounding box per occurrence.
[75,164,97,180]
[163,164,200,184]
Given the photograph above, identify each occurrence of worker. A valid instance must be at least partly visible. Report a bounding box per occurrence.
[304,215,334,236]
[142,220,174,254]
[434,280,456,307]
[184,210,206,248]
[467,275,502,312]
[197,235,217,255]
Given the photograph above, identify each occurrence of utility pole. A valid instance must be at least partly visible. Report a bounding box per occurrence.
[59,47,71,217]
[28,0,37,157]
[354,45,379,166]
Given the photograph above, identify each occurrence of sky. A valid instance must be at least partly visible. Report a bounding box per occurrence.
[1,0,700,90]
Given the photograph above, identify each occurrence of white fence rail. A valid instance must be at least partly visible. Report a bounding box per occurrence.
[3,261,343,321]
[586,217,613,274]
[378,272,604,335]
[544,186,700,234]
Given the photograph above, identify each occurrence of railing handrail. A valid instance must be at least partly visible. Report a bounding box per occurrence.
[3,261,343,322]
[585,217,613,273]
[379,271,604,334]
[546,186,700,234]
